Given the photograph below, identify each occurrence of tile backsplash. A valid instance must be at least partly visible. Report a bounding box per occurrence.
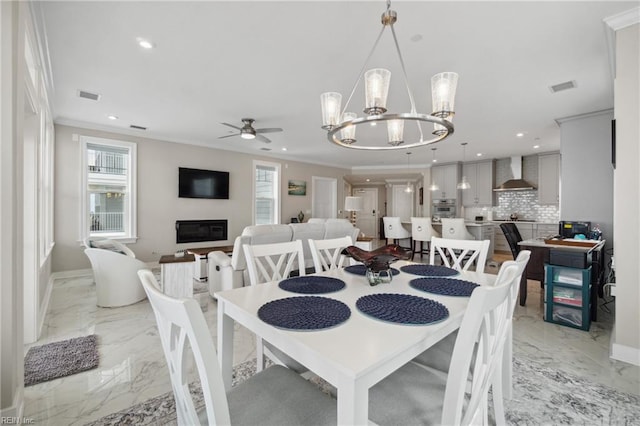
[464,154,560,223]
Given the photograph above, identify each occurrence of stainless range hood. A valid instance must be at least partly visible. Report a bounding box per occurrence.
[493,156,537,192]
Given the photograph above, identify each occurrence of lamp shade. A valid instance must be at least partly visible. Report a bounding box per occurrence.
[345,196,364,212]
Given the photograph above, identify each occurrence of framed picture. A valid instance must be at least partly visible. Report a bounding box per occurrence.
[288,180,307,196]
[419,187,424,205]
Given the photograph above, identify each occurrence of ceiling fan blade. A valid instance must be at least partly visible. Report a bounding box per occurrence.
[221,122,242,131]
[218,133,239,139]
[256,134,272,144]
[255,127,283,134]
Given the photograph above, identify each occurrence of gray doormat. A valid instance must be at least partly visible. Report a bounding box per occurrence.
[25,335,99,386]
[86,355,640,425]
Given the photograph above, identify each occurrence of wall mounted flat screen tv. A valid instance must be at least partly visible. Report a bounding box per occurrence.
[179,167,229,199]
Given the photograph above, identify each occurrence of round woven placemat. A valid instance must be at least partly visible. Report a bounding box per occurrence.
[409,277,479,297]
[356,293,449,325]
[400,264,459,277]
[278,276,345,294]
[258,296,351,330]
[344,265,400,276]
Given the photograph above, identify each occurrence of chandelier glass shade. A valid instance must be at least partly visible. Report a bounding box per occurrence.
[320,1,458,150]
[404,151,413,193]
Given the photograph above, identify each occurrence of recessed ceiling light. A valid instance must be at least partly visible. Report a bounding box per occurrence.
[281,147,287,151]
[107,115,118,120]
[137,38,155,49]
[432,159,437,163]
[533,145,540,149]
[366,178,370,182]
[516,132,524,138]
[476,153,482,157]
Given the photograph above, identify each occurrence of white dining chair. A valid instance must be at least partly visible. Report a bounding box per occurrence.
[411,250,531,420]
[243,240,306,286]
[308,236,353,273]
[137,270,336,426]
[383,216,412,247]
[430,236,490,272]
[368,261,521,426]
[242,240,309,373]
[440,217,475,240]
[410,217,440,260]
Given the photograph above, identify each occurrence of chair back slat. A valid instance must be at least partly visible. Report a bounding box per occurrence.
[309,236,353,273]
[137,269,231,426]
[243,240,306,285]
[430,236,490,271]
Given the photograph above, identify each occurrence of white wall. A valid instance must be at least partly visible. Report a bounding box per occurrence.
[612,21,640,365]
[53,124,351,272]
[559,110,615,250]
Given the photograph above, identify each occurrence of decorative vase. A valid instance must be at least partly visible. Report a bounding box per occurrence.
[343,244,412,286]
[297,211,304,223]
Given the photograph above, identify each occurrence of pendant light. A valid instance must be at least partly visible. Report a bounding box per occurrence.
[404,151,413,193]
[429,148,440,191]
[457,142,471,190]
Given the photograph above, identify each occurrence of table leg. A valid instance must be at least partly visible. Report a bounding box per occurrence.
[217,300,234,391]
[337,380,369,426]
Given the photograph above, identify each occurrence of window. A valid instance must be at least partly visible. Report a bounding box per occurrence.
[253,160,280,225]
[80,136,137,242]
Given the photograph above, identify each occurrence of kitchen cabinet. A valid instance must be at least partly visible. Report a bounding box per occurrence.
[431,163,459,200]
[538,153,560,205]
[462,160,494,206]
[466,223,495,260]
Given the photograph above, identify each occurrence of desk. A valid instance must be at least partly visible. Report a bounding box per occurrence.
[216,261,496,425]
[518,239,605,320]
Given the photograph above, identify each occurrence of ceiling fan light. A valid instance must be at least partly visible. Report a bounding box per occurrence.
[340,112,358,144]
[364,68,390,115]
[241,131,255,140]
[320,92,342,129]
[431,72,458,118]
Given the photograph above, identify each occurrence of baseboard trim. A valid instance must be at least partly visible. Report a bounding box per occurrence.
[51,262,160,282]
[0,386,24,419]
[611,342,640,366]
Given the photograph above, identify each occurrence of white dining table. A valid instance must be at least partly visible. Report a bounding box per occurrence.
[216,260,497,425]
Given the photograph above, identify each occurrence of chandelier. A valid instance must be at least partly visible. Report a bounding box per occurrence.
[320,0,458,150]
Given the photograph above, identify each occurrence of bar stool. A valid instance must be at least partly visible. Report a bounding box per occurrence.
[410,217,440,260]
[382,217,412,250]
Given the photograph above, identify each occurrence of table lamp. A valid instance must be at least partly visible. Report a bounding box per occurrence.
[345,196,363,226]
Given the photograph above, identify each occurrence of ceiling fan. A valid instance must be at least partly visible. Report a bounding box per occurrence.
[218,118,283,144]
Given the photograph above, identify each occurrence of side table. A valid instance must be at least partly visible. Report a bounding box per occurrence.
[159,254,195,298]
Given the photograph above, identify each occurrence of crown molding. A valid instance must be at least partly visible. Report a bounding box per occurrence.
[604,7,640,80]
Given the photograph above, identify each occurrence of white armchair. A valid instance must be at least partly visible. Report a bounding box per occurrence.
[84,247,147,307]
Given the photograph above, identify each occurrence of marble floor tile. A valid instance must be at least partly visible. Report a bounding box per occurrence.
[22,266,640,425]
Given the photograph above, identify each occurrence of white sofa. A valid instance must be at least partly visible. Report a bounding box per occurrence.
[208,219,359,295]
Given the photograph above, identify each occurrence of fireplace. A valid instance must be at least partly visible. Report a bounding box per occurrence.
[175,220,228,244]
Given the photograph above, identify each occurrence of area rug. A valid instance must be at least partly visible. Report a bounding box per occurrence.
[87,356,640,426]
[25,335,99,386]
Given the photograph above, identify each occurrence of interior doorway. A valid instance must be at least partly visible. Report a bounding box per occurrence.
[353,187,378,238]
[311,176,337,219]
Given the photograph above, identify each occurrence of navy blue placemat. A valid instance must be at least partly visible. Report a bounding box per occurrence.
[344,265,400,276]
[356,293,449,325]
[278,276,345,294]
[409,277,479,297]
[258,296,351,330]
[400,264,459,277]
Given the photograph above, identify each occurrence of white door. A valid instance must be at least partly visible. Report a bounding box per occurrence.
[312,176,337,219]
[391,185,414,221]
[353,187,378,237]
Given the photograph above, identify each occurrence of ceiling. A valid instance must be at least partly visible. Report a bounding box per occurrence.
[38,1,632,184]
